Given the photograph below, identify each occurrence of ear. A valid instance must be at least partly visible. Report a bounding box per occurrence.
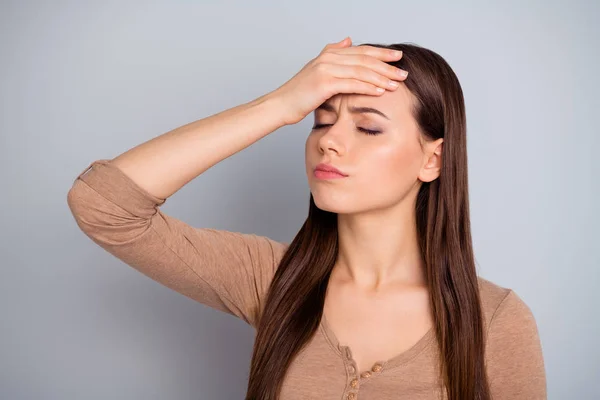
[418,138,443,183]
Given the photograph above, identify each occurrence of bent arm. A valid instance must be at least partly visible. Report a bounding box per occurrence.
[67,160,288,327]
[109,91,286,200]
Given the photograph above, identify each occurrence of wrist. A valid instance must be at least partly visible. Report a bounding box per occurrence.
[251,90,292,127]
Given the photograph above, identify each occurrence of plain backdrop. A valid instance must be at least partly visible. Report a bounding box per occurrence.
[1,1,598,399]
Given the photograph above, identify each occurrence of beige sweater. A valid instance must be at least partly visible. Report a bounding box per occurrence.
[67,159,547,400]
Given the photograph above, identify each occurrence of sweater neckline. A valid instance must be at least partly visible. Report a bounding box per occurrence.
[318,311,435,372]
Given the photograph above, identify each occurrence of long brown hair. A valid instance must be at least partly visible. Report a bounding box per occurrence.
[245,42,490,400]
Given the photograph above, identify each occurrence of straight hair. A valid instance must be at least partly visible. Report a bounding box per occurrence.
[245,42,491,400]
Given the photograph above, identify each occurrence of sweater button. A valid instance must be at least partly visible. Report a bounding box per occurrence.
[347,393,356,400]
[360,371,372,379]
[372,363,383,372]
[350,378,359,388]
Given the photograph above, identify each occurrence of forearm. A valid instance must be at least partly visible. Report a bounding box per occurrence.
[110,92,287,200]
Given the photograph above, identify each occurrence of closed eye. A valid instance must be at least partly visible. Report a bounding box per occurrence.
[311,124,382,136]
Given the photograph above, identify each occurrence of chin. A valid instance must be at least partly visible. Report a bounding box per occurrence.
[310,189,357,214]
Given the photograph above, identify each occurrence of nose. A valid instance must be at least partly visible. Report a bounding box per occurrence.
[317,122,346,156]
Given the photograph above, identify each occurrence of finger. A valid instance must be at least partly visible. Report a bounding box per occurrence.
[327,54,408,82]
[336,37,352,47]
[323,63,401,91]
[336,45,403,62]
[324,37,352,50]
[330,78,386,97]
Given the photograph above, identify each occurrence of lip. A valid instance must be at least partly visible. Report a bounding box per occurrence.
[314,163,348,179]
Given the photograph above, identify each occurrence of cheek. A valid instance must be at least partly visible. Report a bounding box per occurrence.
[304,136,313,174]
[360,143,421,195]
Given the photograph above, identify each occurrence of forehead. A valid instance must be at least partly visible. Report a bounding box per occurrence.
[322,84,414,121]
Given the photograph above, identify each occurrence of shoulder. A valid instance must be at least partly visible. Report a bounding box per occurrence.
[476,275,537,336]
[476,276,511,321]
[477,277,547,398]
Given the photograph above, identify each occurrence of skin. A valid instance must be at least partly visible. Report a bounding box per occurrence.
[106,35,444,374]
[304,84,444,373]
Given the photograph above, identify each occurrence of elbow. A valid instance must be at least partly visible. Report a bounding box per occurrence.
[67,179,154,246]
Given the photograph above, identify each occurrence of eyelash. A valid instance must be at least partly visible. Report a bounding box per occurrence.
[311,124,382,136]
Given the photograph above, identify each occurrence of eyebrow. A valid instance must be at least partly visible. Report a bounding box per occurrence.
[315,102,390,120]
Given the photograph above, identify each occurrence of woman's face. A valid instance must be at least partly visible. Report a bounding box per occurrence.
[305,86,440,215]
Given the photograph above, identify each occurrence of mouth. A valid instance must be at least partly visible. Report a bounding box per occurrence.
[314,163,348,180]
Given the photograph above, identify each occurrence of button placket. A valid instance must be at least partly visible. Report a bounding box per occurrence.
[340,345,387,397]
[342,347,360,399]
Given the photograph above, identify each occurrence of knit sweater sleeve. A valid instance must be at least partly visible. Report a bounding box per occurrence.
[67,159,288,328]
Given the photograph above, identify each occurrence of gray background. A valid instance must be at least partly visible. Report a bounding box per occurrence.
[1,1,598,399]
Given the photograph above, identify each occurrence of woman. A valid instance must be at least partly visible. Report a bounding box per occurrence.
[67,37,547,399]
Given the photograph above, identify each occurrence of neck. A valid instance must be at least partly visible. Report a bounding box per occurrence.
[332,198,426,292]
